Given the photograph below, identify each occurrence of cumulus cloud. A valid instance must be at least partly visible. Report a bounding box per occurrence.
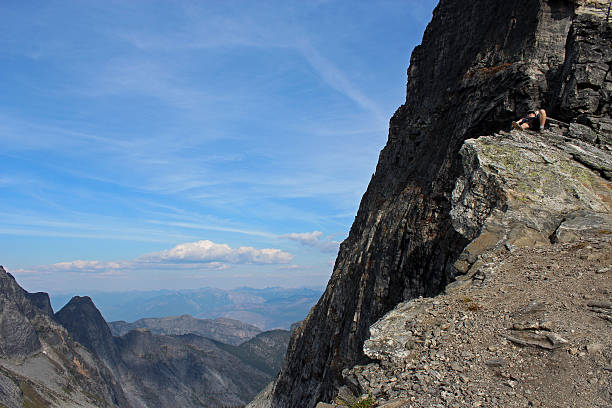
[140,240,294,264]
[281,231,339,253]
[13,240,293,279]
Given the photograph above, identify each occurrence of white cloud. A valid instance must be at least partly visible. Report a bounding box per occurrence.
[281,231,339,253]
[13,240,292,280]
[140,240,294,264]
[52,260,125,272]
[14,260,129,276]
[281,231,323,246]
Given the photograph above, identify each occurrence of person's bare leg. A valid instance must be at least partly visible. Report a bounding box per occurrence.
[521,122,530,130]
[538,109,546,129]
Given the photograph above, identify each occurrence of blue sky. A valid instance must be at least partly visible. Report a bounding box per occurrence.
[1,0,437,293]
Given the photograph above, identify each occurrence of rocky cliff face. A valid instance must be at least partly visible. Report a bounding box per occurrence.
[0,266,130,408]
[254,1,612,407]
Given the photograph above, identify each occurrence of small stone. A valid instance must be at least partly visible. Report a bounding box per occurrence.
[544,332,568,347]
[485,358,505,367]
[378,399,411,408]
[539,321,553,330]
[586,343,603,354]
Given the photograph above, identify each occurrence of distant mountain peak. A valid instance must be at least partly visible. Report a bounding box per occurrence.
[55,295,118,362]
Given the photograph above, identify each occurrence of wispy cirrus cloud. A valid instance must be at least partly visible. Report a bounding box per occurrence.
[296,41,384,121]
[281,230,339,253]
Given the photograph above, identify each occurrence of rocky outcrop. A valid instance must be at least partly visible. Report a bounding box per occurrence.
[0,267,43,357]
[449,127,611,274]
[254,1,612,407]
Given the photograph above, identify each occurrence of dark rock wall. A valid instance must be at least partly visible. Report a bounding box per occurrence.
[551,5,612,134]
[268,1,595,407]
[55,296,122,367]
[24,292,54,317]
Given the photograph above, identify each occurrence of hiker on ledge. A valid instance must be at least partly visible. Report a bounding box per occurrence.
[512,109,547,131]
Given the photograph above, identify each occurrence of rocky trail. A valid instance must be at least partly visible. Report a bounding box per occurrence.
[328,232,611,408]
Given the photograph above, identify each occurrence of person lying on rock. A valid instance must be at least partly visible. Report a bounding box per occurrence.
[512,109,547,131]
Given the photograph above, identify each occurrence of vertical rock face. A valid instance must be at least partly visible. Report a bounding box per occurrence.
[0,266,43,357]
[0,266,132,408]
[263,1,611,407]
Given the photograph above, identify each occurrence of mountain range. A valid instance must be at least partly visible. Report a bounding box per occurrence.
[51,286,322,330]
[0,266,291,408]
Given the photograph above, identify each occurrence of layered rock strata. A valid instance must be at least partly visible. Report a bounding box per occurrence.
[254,1,612,407]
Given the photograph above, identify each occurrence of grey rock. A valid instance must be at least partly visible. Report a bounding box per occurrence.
[0,266,43,357]
[504,331,567,350]
[255,1,612,407]
[0,372,22,408]
[484,358,506,368]
[587,301,612,309]
[378,399,410,408]
[552,211,612,243]
[335,385,358,405]
[0,266,132,408]
[586,343,604,354]
[569,122,598,144]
